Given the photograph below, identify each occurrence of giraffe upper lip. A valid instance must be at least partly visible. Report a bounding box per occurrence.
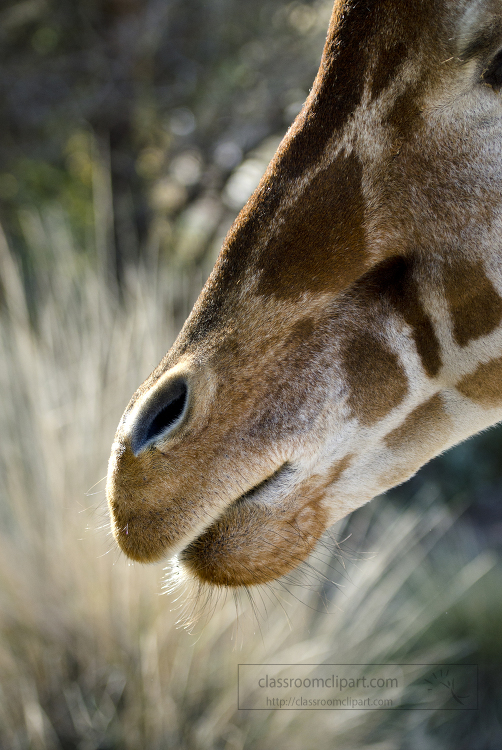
[108,445,295,567]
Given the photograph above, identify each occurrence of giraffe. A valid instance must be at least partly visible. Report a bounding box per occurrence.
[107,0,502,588]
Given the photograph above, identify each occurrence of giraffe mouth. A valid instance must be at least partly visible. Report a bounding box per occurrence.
[223,462,293,509]
[108,440,328,587]
[180,461,292,553]
[178,462,327,588]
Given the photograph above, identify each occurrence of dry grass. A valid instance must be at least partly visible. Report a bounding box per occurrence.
[0,210,499,749]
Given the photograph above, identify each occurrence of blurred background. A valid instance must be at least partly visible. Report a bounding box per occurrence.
[0,0,501,747]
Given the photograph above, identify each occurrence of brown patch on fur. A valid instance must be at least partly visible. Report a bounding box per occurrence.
[327,453,353,485]
[386,80,424,140]
[256,151,367,300]
[456,357,502,406]
[343,333,408,425]
[385,393,449,451]
[352,257,442,378]
[372,41,409,100]
[378,394,450,490]
[250,317,328,435]
[443,260,502,347]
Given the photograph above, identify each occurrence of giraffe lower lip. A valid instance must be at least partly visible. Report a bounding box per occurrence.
[179,463,292,557]
[176,462,324,588]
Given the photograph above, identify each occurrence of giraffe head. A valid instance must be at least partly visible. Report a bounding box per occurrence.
[107,0,502,587]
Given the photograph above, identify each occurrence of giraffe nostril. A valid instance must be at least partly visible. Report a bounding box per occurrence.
[130,377,188,454]
[144,385,187,442]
